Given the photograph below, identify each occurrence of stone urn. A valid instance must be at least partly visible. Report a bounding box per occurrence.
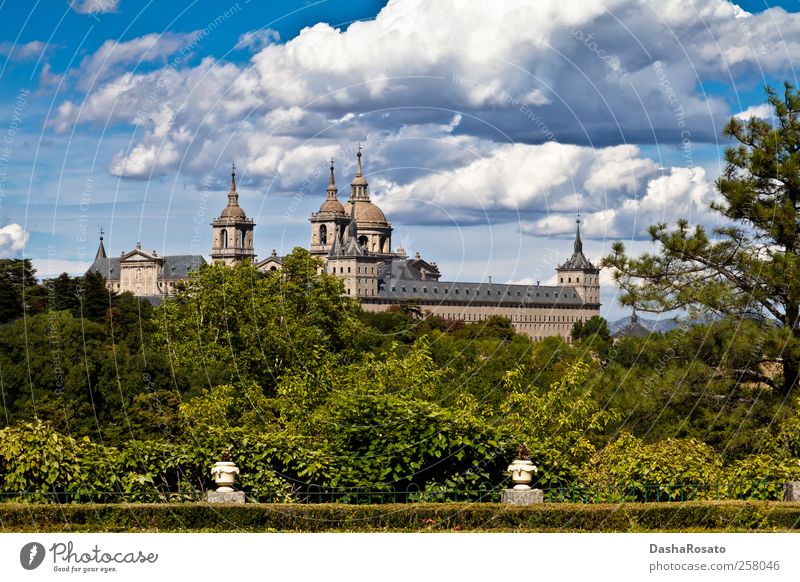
[507,444,538,491]
[210,451,240,492]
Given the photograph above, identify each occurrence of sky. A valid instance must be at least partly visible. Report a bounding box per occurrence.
[0,0,798,321]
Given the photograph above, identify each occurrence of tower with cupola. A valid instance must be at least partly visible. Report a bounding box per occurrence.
[211,164,256,265]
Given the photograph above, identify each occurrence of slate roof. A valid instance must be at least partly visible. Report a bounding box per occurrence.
[380,257,440,281]
[86,255,206,281]
[376,279,589,306]
[613,313,651,338]
[558,219,598,271]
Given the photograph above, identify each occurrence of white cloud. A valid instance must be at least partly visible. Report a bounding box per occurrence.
[0,224,29,256]
[526,166,719,239]
[0,41,49,61]
[734,103,773,121]
[48,0,800,208]
[236,29,280,52]
[69,0,119,15]
[75,32,201,90]
[375,142,666,225]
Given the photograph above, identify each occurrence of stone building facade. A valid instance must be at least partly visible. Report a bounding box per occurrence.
[211,165,255,265]
[87,232,206,299]
[300,148,599,340]
[87,148,601,338]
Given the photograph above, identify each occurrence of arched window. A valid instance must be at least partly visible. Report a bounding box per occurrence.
[320,224,327,245]
[222,229,228,249]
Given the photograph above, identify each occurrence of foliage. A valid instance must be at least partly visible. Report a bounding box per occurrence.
[4,501,800,532]
[583,432,724,501]
[180,381,277,433]
[154,250,362,393]
[725,453,800,500]
[571,315,610,343]
[602,84,800,395]
[500,361,616,487]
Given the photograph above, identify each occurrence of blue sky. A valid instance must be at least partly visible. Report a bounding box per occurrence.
[0,0,798,320]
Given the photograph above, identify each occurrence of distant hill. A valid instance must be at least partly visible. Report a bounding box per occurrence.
[608,315,682,335]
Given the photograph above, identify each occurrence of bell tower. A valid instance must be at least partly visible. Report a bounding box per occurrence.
[556,216,600,304]
[211,164,256,265]
[310,158,347,258]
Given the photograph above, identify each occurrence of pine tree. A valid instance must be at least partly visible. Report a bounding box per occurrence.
[603,83,800,395]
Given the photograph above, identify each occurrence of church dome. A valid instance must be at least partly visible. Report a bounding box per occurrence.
[347,199,387,223]
[217,166,248,219]
[319,198,345,214]
[220,204,247,218]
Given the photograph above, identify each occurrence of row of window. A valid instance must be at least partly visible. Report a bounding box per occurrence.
[364,299,587,310]
[443,312,587,324]
[391,285,578,300]
[333,265,377,274]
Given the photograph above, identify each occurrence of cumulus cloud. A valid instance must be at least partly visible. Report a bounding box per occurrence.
[0,40,49,61]
[375,142,662,225]
[49,0,800,204]
[236,29,280,52]
[734,103,774,121]
[74,32,201,90]
[0,224,29,256]
[524,165,719,239]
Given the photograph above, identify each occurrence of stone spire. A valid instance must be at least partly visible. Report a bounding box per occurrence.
[558,213,595,270]
[350,145,369,201]
[95,228,107,260]
[327,158,338,199]
[574,214,583,255]
[228,163,239,207]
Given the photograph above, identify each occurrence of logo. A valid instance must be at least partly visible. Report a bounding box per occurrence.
[20,542,46,570]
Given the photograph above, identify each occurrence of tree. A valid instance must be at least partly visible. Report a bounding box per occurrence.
[500,361,617,487]
[572,315,610,343]
[602,83,800,395]
[49,273,80,313]
[0,259,39,322]
[154,250,362,392]
[79,271,113,321]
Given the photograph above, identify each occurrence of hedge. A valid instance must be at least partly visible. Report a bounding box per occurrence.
[3,501,800,532]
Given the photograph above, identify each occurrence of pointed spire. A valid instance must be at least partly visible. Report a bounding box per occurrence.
[340,216,363,255]
[574,213,583,254]
[95,228,107,260]
[328,225,343,257]
[326,158,338,198]
[228,162,239,207]
[350,144,369,200]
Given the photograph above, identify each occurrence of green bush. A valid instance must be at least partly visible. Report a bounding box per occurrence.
[583,432,724,501]
[1,501,800,532]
